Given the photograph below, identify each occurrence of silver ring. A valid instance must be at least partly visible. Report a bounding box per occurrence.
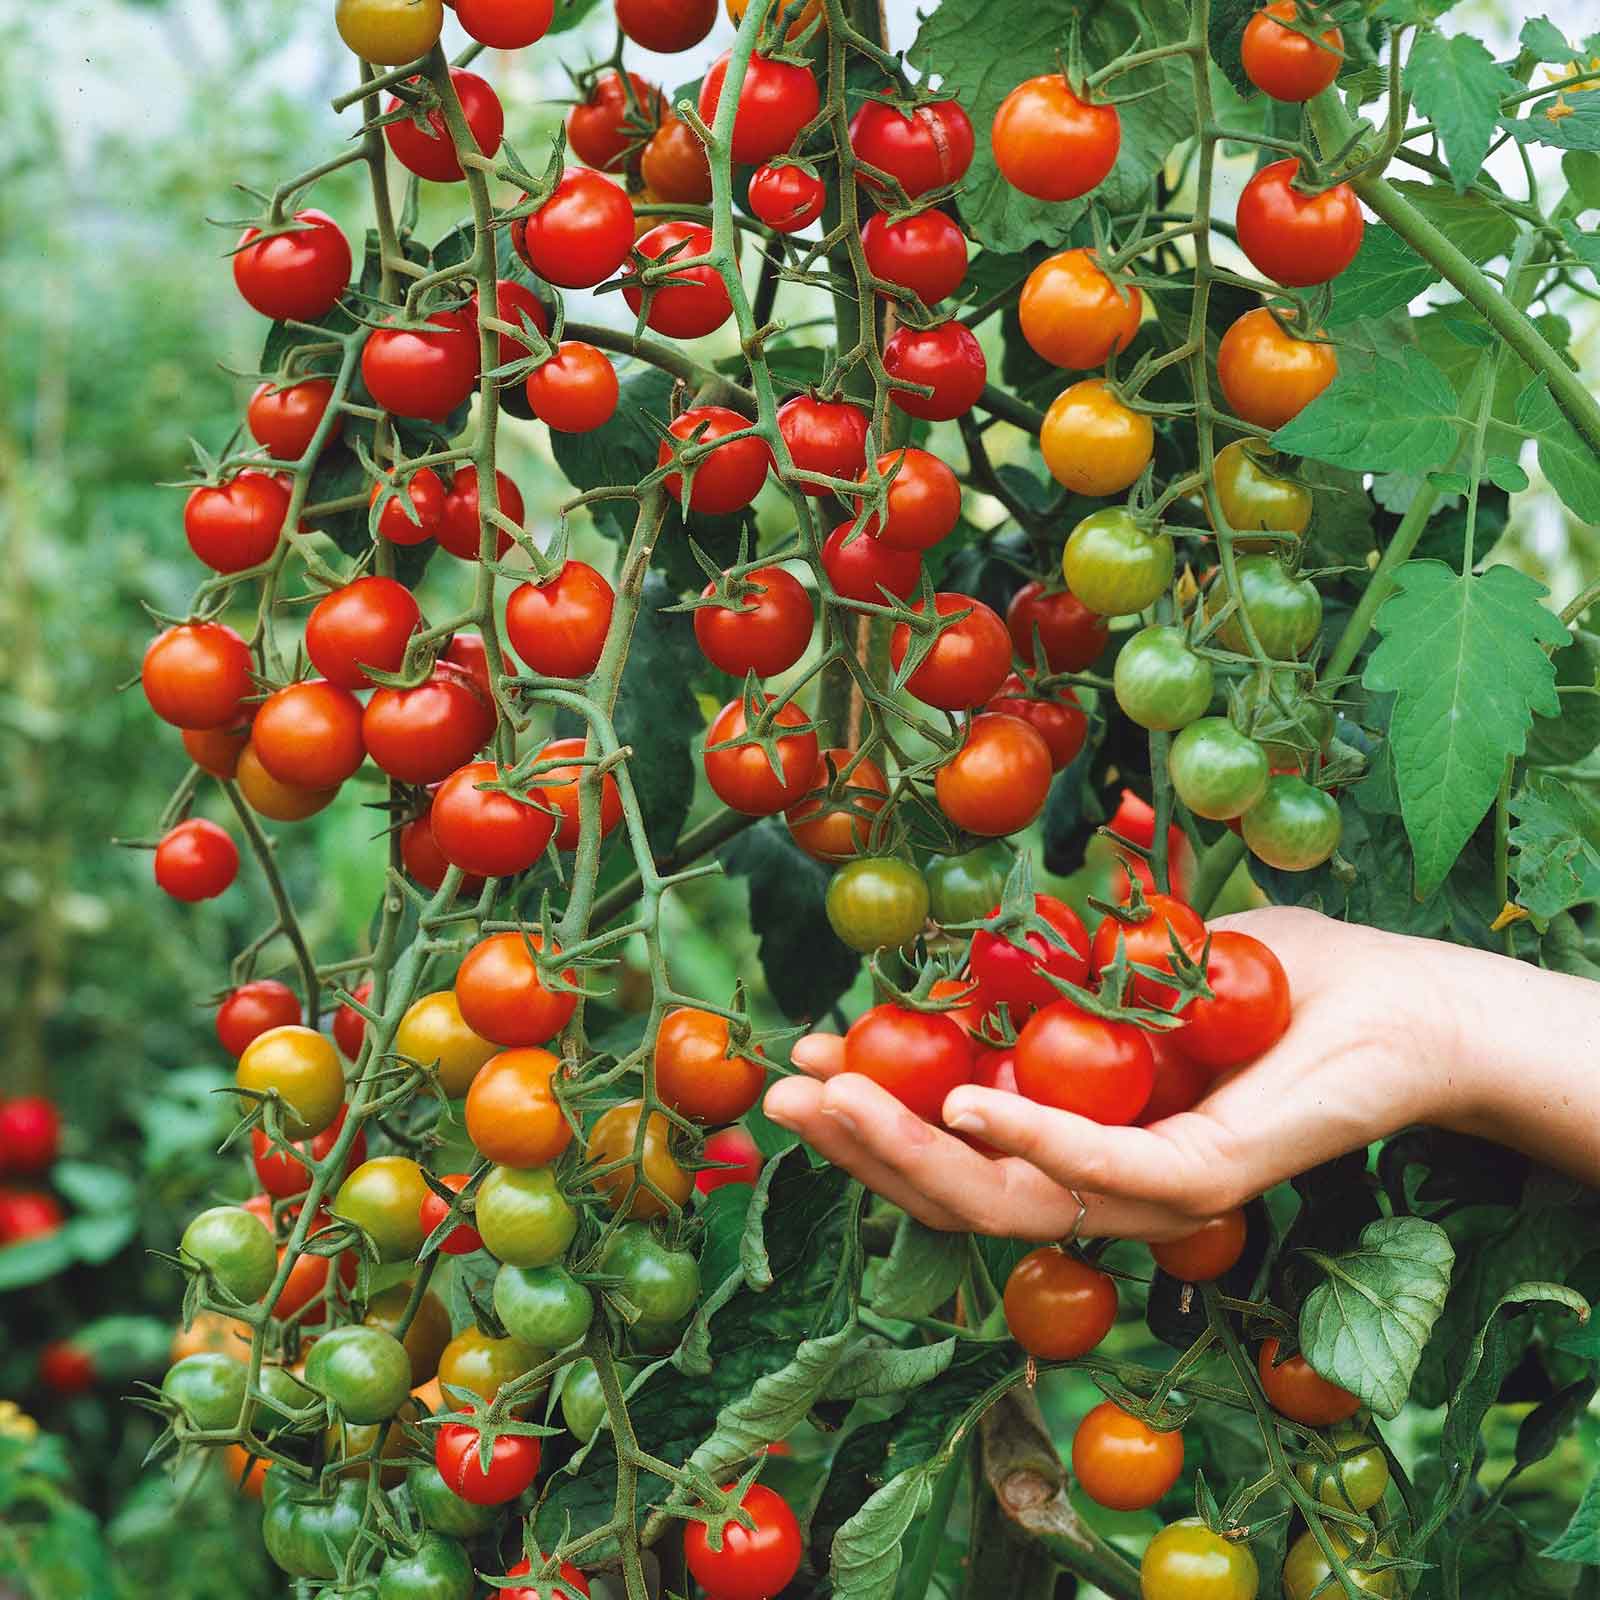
[1063,1189,1088,1249]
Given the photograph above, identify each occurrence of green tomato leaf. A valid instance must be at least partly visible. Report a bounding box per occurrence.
[1327,225,1441,327]
[1528,630,1600,767]
[1501,96,1600,151]
[1207,0,1262,97]
[1270,350,1461,473]
[1390,181,1520,263]
[873,1216,967,1321]
[1559,220,1600,285]
[1545,1470,1600,1564]
[1515,377,1600,523]
[1364,561,1565,898]
[823,1337,957,1401]
[1406,32,1522,191]
[829,1456,937,1600]
[1298,1216,1456,1419]
[1521,17,1576,61]
[1509,776,1600,923]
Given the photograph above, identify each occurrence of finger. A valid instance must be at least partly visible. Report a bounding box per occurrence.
[789,1032,847,1079]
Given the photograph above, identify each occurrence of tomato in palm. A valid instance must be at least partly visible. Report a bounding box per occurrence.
[1217,307,1337,430]
[1212,439,1312,548]
[505,561,615,680]
[1292,1427,1389,1513]
[439,466,523,562]
[1006,580,1108,674]
[455,931,575,1049]
[155,820,238,902]
[703,695,819,815]
[1140,1518,1259,1600]
[694,566,813,678]
[985,675,1087,771]
[435,1422,541,1506]
[532,737,624,851]
[1240,2,1343,101]
[862,208,967,305]
[362,309,477,420]
[848,97,975,198]
[884,320,987,421]
[697,1125,764,1194]
[684,1484,801,1600]
[502,1557,590,1600]
[384,69,503,183]
[480,277,551,371]
[1090,891,1205,1008]
[641,114,711,203]
[747,163,826,232]
[519,169,634,290]
[0,1097,60,1174]
[843,1004,972,1122]
[1113,625,1213,733]
[654,1008,765,1125]
[527,343,619,434]
[236,1025,345,1138]
[624,222,733,340]
[334,0,443,63]
[616,0,716,51]
[890,592,1010,710]
[1138,1034,1210,1125]
[430,762,555,878]
[698,51,820,166]
[370,466,446,546]
[1151,1208,1248,1282]
[588,1100,693,1219]
[1015,1001,1154,1124]
[821,521,921,602]
[1066,512,1174,620]
[457,0,554,48]
[858,447,961,552]
[185,472,289,574]
[1003,1248,1117,1359]
[1072,1400,1184,1511]
[567,70,662,171]
[659,405,770,514]
[776,395,870,493]
[143,622,253,731]
[1258,1337,1360,1426]
[396,989,496,1094]
[1174,931,1291,1070]
[182,723,250,779]
[234,211,352,322]
[971,895,1090,1021]
[785,747,889,860]
[1043,380,1153,497]
[935,714,1053,838]
[465,1047,572,1168]
[252,681,365,790]
[305,577,419,690]
[252,1105,363,1199]
[363,665,494,786]
[418,1172,482,1256]
[1020,248,1142,370]
[826,857,930,953]
[993,77,1119,201]
[333,1155,430,1262]
[1215,555,1322,659]
[1237,160,1362,287]
[1240,774,1341,871]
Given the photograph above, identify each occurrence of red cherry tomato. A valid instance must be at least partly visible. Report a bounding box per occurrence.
[182,724,250,780]
[0,1097,61,1175]
[642,114,713,204]
[532,737,625,851]
[430,761,555,878]
[1072,1401,1185,1511]
[155,819,239,902]
[958,1046,1019,1157]
[457,0,555,49]
[992,77,1120,201]
[38,1340,95,1396]
[1137,1035,1211,1124]
[1006,580,1109,673]
[616,0,716,52]
[1089,893,1206,1008]
[696,1125,763,1195]
[623,221,734,340]
[251,1106,366,1199]
[361,310,478,420]
[333,980,373,1061]
[369,467,446,546]
[233,210,352,322]
[985,674,1087,771]
[659,405,771,514]
[501,1556,590,1600]
[363,665,495,786]
[527,343,619,434]
[1242,0,1343,102]
[784,747,889,861]
[698,51,821,165]
[1014,1001,1155,1124]
[703,696,819,816]
[384,69,503,183]
[776,395,870,493]
[434,1421,541,1505]
[184,472,290,573]
[1173,930,1291,1071]
[0,1188,64,1244]
[401,807,487,897]
[683,1484,802,1600]
[566,71,664,173]
[935,715,1054,838]
[1235,159,1364,287]
[856,448,961,551]
[821,521,922,603]
[970,895,1090,1023]
[420,1172,483,1255]
[1258,1337,1360,1426]
[843,1003,973,1122]
[216,980,301,1058]
[889,592,1011,710]
[306,578,421,690]
[848,97,975,198]
[1003,1247,1118,1359]
[479,278,551,372]
[505,562,616,679]
[519,169,635,290]
[862,207,968,307]
[143,622,253,731]
[248,379,339,461]
[439,466,523,561]
[884,320,987,421]
[1151,1208,1248,1282]
[252,680,366,790]
[694,566,814,678]
[747,163,826,232]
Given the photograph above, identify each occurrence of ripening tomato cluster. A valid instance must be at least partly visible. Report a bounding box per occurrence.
[0,1093,65,1250]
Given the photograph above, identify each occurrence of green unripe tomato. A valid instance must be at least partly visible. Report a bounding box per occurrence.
[332,1155,430,1262]
[1062,508,1175,617]
[1168,718,1270,820]
[1281,1526,1399,1600]
[560,1358,608,1443]
[1293,1427,1390,1513]
[925,844,1012,925]
[304,1325,413,1424]
[1216,555,1322,660]
[600,1223,702,1325]
[263,1479,366,1580]
[258,1364,319,1432]
[1234,670,1334,766]
[162,1352,248,1431]
[377,1533,474,1600]
[494,1262,595,1352]
[1241,775,1341,871]
[181,1205,278,1304]
[476,1165,578,1268]
[1114,626,1214,731]
[825,857,930,952]
[1139,1517,1259,1600]
[407,1461,499,1537]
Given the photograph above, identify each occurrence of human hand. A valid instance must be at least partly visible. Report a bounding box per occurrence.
[762,907,1592,1241]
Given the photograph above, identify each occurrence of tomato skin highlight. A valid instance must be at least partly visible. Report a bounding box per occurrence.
[993,77,1119,201]
[843,1003,973,1122]
[1236,159,1364,288]
[935,714,1054,838]
[683,1483,803,1600]
[1020,248,1142,370]
[155,819,239,902]
[1015,1001,1156,1125]
[1174,931,1291,1070]
[234,210,352,322]
[1072,1400,1185,1511]
[1003,1248,1118,1360]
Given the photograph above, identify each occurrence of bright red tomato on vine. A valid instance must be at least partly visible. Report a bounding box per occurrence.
[363,666,494,786]
[383,70,504,184]
[233,211,351,323]
[694,566,814,679]
[623,222,734,340]
[566,71,663,172]
[519,170,635,290]
[456,0,555,49]
[184,472,290,574]
[935,715,1054,839]
[820,521,922,602]
[985,675,1087,771]
[889,592,1011,711]
[143,622,254,732]
[698,51,821,166]
[884,320,987,421]
[658,406,771,514]
[682,1484,802,1600]
[776,395,870,492]
[439,466,523,561]
[970,895,1090,1022]
[848,96,975,198]
[361,310,478,421]
[155,819,239,902]
[429,763,556,879]
[1236,159,1364,287]
[702,696,819,816]
[992,78,1119,201]
[747,163,826,232]
[526,343,620,434]
[862,208,968,306]
[505,562,615,680]
[1241,1,1344,101]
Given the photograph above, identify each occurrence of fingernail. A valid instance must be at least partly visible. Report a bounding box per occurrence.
[943,1109,984,1134]
[764,1106,798,1131]
[822,1104,861,1138]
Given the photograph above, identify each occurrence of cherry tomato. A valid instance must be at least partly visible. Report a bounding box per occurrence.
[1212,439,1312,547]
[233,211,352,322]
[1241,1,1343,101]
[970,895,1090,1022]
[527,343,619,434]
[1135,1036,1208,1126]
[1174,931,1291,1070]
[456,932,576,1048]
[1140,1518,1259,1600]
[480,277,552,373]
[306,577,420,690]
[1020,248,1141,373]
[532,737,624,851]
[654,1007,765,1124]
[1113,625,1214,733]
[826,857,930,953]
[926,845,1011,925]
[623,222,734,339]
[727,0,822,35]
[184,472,289,573]
[747,163,826,232]
[520,170,635,290]
[697,1125,763,1194]
[848,97,975,198]
[384,69,503,183]
[857,447,961,552]
[236,1025,346,1139]
[703,695,819,815]
[252,1106,364,1200]
[437,466,522,562]
[616,0,716,50]
[843,1004,972,1122]
[890,592,1011,710]
[1281,1526,1396,1600]
[362,310,478,421]
[430,761,556,878]
[334,0,443,64]
[248,378,338,461]
[785,747,889,860]
[1042,379,1153,497]
[1151,1208,1248,1282]
[1258,1337,1361,1426]
[182,723,250,780]
[456,0,554,48]
[505,561,615,680]
[660,405,771,513]
[369,466,445,547]
[1215,555,1322,659]
[1292,1427,1390,1513]
[493,1263,594,1353]
[820,523,920,608]
[155,819,238,902]
[396,989,497,1095]
[683,1483,802,1600]
[694,566,813,678]
[1067,509,1175,618]
[332,1155,430,1262]
[402,807,486,895]
[1168,719,1270,821]
[434,1421,541,1506]
[1090,891,1205,1008]
[217,980,300,1058]
[935,714,1054,838]
[235,742,337,822]
[985,675,1087,771]
[501,1556,590,1600]
[884,320,987,421]
[1240,774,1341,871]
[993,77,1119,201]
[1072,1400,1184,1511]
[776,395,870,493]
[698,51,820,166]
[1003,1248,1118,1359]
[181,1204,278,1305]
[143,622,253,731]
[1006,580,1108,673]
[334,979,373,1062]
[1217,307,1337,430]
[0,1097,60,1175]
[363,666,495,786]
[1238,159,1363,288]
[418,1173,482,1256]
[0,1188,64,1244]
[641,114,712,203]
[1014,1001,1154,1124]
[587,1100,693,1219]
[862,208,968,305]
[39,1340,95,1396]
[252,681,365,790]
[568,71,663,172]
